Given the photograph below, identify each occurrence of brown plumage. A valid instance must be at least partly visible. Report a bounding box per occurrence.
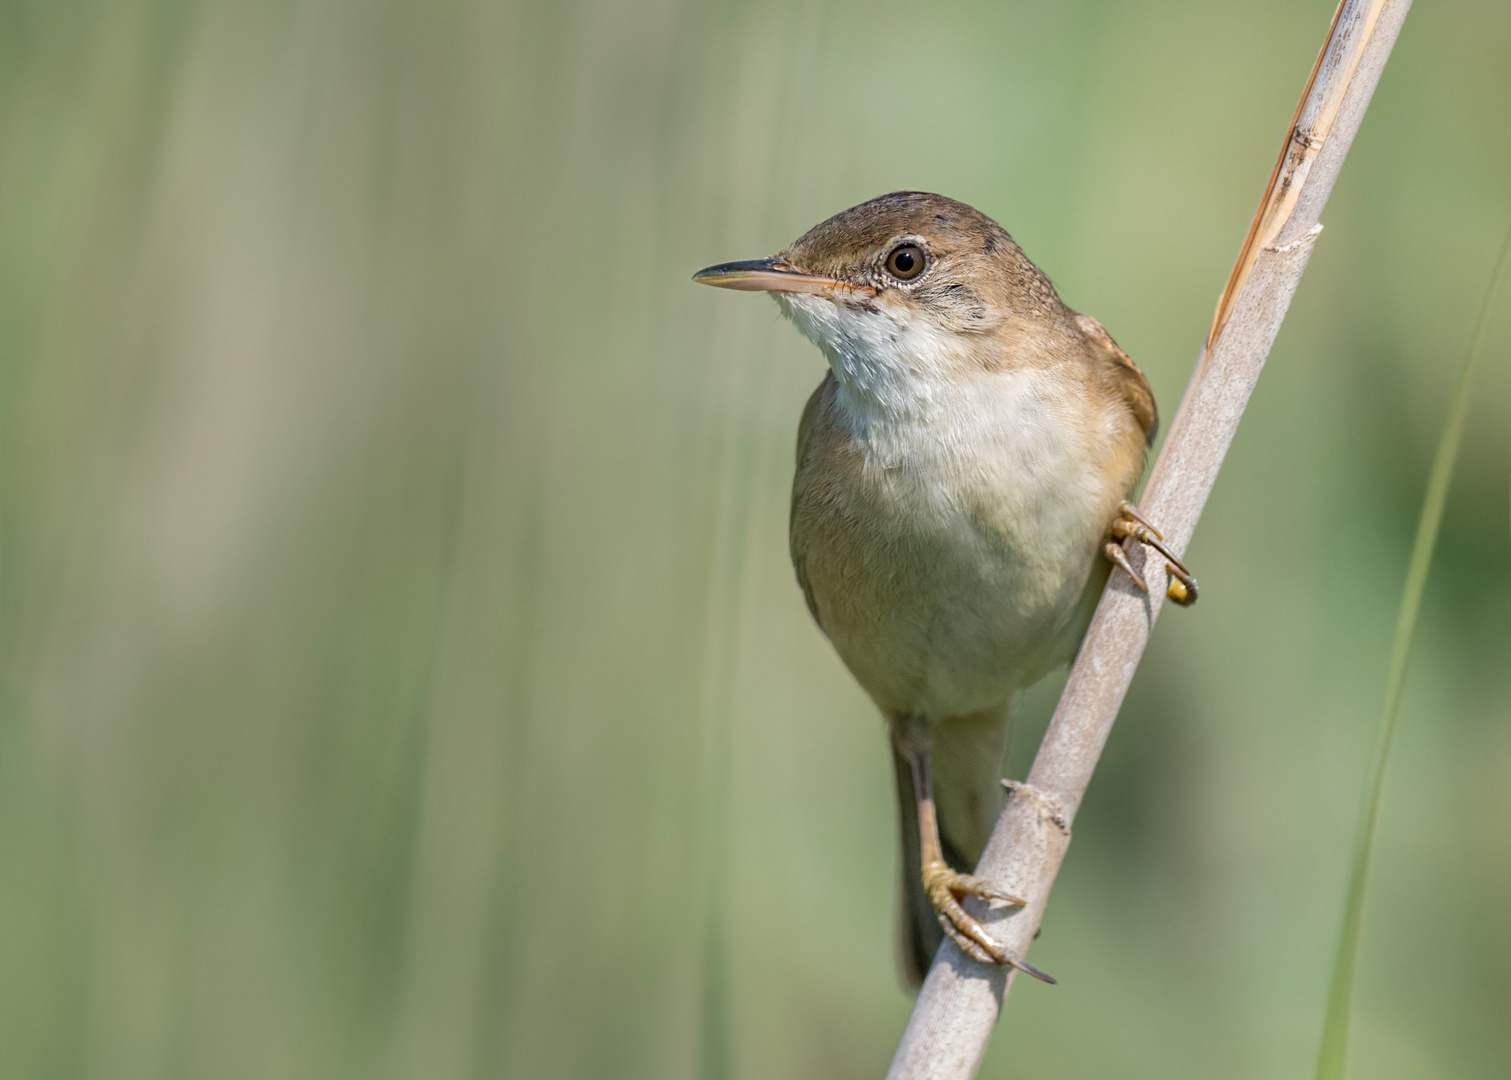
[696,191,1163,987]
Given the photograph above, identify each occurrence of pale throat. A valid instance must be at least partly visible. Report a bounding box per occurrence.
[776,291,991,467]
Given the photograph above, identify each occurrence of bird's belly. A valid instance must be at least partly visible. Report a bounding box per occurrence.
[804,480,1109,721]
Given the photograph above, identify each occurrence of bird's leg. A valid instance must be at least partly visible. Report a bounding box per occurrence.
[1106,500,1199,606]
[894,719,1053,982]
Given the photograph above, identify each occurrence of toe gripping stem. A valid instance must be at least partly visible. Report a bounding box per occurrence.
[1107,501,1199,606]
[921,861,1055,983]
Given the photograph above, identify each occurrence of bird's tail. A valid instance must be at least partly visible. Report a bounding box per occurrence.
[892,707,1014,990]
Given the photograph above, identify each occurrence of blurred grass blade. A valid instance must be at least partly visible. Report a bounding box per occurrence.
[1314,222,1511,1080]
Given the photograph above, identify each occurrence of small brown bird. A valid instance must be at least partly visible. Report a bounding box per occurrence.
[694,192,1193,987]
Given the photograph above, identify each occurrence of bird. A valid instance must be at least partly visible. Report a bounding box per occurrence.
[693,191,1194,988]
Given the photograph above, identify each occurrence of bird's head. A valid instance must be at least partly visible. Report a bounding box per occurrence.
[694,191,1069,386]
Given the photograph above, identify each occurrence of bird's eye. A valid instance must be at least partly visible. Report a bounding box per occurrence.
[885,244,925,281]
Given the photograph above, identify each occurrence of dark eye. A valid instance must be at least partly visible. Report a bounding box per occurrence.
[885,244,925,281]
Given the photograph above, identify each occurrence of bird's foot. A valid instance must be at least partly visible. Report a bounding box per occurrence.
[922,861,1054,982]
[1105,501,1198,606]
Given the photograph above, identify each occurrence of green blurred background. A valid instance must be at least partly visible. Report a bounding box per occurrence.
[2,1,1508,1077]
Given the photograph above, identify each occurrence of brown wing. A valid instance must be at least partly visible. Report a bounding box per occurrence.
[789,372,835,627]
[1074,313,1158,446]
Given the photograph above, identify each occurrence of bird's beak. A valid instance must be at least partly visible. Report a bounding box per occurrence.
[692,257,872,297]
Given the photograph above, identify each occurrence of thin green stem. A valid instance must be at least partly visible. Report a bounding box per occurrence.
[1314,222,1511,1080]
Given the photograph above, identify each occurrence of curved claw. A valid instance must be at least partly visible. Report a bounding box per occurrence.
[1165,564,1199,606]
[1109,502,1199,607]
[1010,958,1058,984]
[933,911,1057,983]
[923,862,1050,979]
[951,872,1027,908]
[1105,540,1149,593]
